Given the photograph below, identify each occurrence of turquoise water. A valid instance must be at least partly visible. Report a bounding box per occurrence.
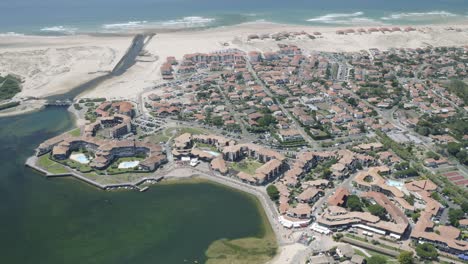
[0,0,467,35]
[205,150,221,157]
[386,179,404,189]
[70,153,91,164]
[0,106,268,264]
[118,160,140,169]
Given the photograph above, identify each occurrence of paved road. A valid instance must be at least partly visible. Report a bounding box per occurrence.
[245,59,317,148]
[213,82,249,136]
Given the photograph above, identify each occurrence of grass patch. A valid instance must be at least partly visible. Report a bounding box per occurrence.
[0,74,21,101]
[82,171,153,185]
[354,249,367,257]
[37,155,69,174]
[166,126,207,137]
[147,132,170,144]
[365,249,398,263]
[205,192,277,264]
[61,159,93,173]
[230,158,263,175]
[196,142,219,152]
[0,101,20,111]
[68,128,81,137]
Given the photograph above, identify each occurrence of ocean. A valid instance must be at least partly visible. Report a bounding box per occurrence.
[0,0,467,35]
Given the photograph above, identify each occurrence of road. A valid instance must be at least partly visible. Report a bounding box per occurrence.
[213,82,249,136]
[245,59,317,148]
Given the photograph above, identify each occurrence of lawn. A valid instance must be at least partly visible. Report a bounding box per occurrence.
[196,142,219,152]
[205,194,277,264]
[354,248,398,263]
[83,171,153,185]
[230,158,263,175]
[68,128,81,137]
[147,132,170,144]
[62,159,93,173]
[165,126,207,137]
[37,155,69,174]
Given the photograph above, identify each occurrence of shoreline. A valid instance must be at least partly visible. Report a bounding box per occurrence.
[0,99,47,118]
[3,17,468,37]
[26,154,282,262]
[1,21,468,106]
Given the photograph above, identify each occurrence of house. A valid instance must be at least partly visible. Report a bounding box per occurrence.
[337,244,354,259]
[296,187,323,203]
[277,129,303,142]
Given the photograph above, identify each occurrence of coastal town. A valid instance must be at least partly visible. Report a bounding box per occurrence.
[16,24,468,264]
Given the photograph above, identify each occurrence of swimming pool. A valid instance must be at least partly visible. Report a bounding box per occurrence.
[386,179,404,189]
[118,161,140,169]
[204,151,221,157]
[70,153,90,164]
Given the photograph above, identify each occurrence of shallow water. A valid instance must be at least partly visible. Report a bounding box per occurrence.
[0,107,266,264]
[1,0,467,35]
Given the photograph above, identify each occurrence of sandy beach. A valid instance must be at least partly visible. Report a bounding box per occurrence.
[1,22,467,109]
[0,34,133,98]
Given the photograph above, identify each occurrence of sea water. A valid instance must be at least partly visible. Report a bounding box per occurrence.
[0,0,467,35]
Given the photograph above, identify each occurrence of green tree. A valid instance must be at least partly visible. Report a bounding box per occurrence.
[461,201,468,214]
[447,142,461,156]
[211,116,223,127]
[448,208,464,227]
[257,114,277,127]
[368,204,387,220]
[266,185,279,201]
[398,251,414,264]
[367,255,387,264]
[345,195,363,212]
[415,243,438,260]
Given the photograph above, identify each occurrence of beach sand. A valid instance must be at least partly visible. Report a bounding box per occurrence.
[82,22,468,99]
[1,22,467,105]
[0,35,133,99]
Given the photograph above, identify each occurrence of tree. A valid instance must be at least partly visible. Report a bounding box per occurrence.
[415,243,438,260]
[447,142,461,156]
[367,255,387,264]
[461,201,468,214]
[257,114,276,127]
[398,251,414,264]
[211,116,223,127]
[266,185,279,201]
[368,204,387,220]
[345,195,363,212]
[448,208,464,227]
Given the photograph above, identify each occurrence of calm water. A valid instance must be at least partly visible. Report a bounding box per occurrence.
[0,0,467,35]
[0,106,266,264]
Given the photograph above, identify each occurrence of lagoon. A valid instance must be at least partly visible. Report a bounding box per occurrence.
[0,107,271,264]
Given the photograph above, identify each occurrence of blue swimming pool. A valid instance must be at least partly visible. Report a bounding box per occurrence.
[386,179,404,189]
[70,153,90,164]
[118,161,140,169]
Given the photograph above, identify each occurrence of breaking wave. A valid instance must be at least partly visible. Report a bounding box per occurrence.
[0,32,25,37]
[101,16,215,31]
[40,26,77,34]
[102,21,148,30]
[381,11,457,20]
[160,16,215,27]
[307,12,381,25]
